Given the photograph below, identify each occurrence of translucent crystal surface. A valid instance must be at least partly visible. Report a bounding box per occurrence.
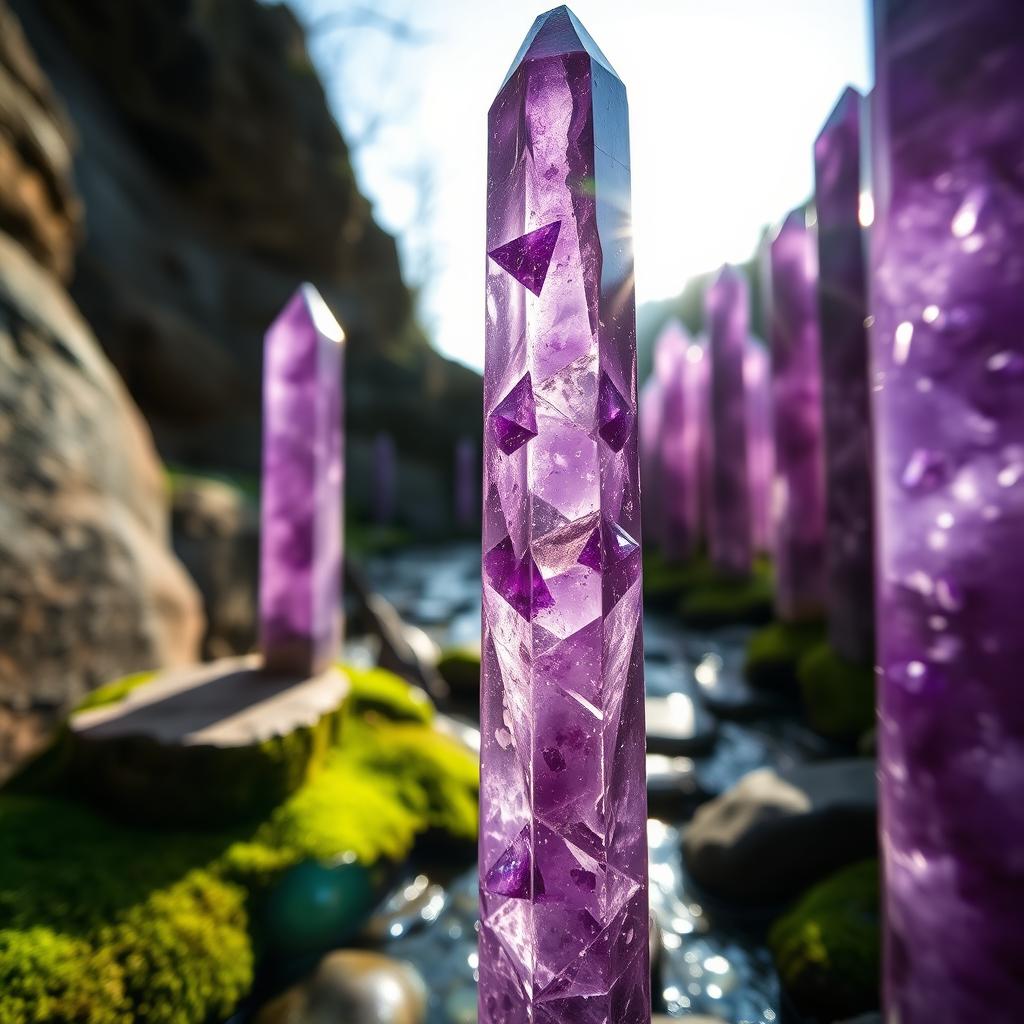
[259,284,344,676]
[769,209,827,620]
[744,338,773,555]
[481,7,649,1022]
[706,265,752,577]
[870,1,1024,1019]
[814,87,875,664]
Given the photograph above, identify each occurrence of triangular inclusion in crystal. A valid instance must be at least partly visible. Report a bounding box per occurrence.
[491,372,539,454]
[485,536,555,620]
[488,221,561,296]
[577,520,639,571]
[597,371,633,452]
[484,826,542,898]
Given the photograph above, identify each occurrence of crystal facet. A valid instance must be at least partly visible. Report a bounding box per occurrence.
[481,8,649,1022]
[769,209,827,620]
[706,265,752,577]
[870,2,1024,1019]
[259,284,344,676]
[814,87,875,663]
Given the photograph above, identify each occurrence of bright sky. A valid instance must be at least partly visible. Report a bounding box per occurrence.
[295,1,872,371]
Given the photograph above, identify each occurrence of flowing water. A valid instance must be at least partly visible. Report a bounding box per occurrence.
[361,543,832,1024]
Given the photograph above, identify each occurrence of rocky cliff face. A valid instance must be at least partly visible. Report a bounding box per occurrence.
[0,0,204,775]
[12,0,482,532]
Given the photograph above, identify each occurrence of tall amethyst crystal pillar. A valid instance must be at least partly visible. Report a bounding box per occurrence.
[815,87,875,664]
[706,265,752,577]
[871,3,1024,1019]
[744,338,773,554]
[260,284,344,676]
[769,209,826,620]
[456,437,478,528]
[373,432,396,526]
[657,320,701,561]
[481,8,649,1022]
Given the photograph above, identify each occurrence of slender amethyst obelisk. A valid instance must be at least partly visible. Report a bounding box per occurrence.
[638,371,663,545]
[373,432,396,526]
[259,284,344,676]
[706,265,752,577]
[871,2,1024,1019]
[456,436,478,528]
[815,87,875,664]
[744,337,773,554]
[656,320,701,561]
[481,8,649,1022]
[769,209,826,620]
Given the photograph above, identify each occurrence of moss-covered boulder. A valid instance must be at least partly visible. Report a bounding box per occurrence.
[643,551,717,608]
[0,667,478,1024]
[798,643,876,740]
[745,620,826,692]
[769,859,880,1023]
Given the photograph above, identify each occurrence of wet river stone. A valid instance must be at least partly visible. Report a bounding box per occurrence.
[255,950,427,1024]
[683,758,877,905]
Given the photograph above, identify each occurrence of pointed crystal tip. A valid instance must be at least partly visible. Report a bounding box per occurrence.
[501,5,618,89]
[299,283,345,343]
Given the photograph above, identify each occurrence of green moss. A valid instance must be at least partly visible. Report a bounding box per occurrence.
[798,643,876,740]
[769,859,880,1022]
[436,647,481,702]
[643,551,717,608]
[678,558,774,627]
[344,665,434,726]
[74,673,157,714]
[344,522,414,557]
[744,620,826,692]
[0,668,478,1024]
[164,465,259,503]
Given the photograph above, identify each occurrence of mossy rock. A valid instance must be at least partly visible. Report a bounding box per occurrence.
[745,620,826,692]
[678,559,774,628]
[769,859,880,1023]
[797,643,876,741]
[0,668,478,1024]
[436,647,481,706]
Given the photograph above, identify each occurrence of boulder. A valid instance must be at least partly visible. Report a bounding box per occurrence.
[0,0,80,277]
[255,950,427,1024]
[682,758,877,906]
[0,228,204,711]
[171,472,258,659]
[770,860,881,1023]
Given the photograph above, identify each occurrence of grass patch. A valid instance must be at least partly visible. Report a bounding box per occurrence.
[798,643,876,740]
[744,619,826,692]
[0,668,478,1024]
[769,859,880,1023]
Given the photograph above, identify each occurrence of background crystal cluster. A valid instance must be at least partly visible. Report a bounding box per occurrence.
[871,0,1024,1018]
[480,8,649,1022]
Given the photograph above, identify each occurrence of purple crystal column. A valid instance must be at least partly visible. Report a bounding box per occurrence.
[456,437,478,528]
[744,338,773,554]
[706,265,752,577]
[656,321,701,561]
[481,8,649,1022]
[373,431,396,526]
[769,210,827,620]
[259,284,344,676]
[870,2,1024,1019]
[815,87,875,664]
